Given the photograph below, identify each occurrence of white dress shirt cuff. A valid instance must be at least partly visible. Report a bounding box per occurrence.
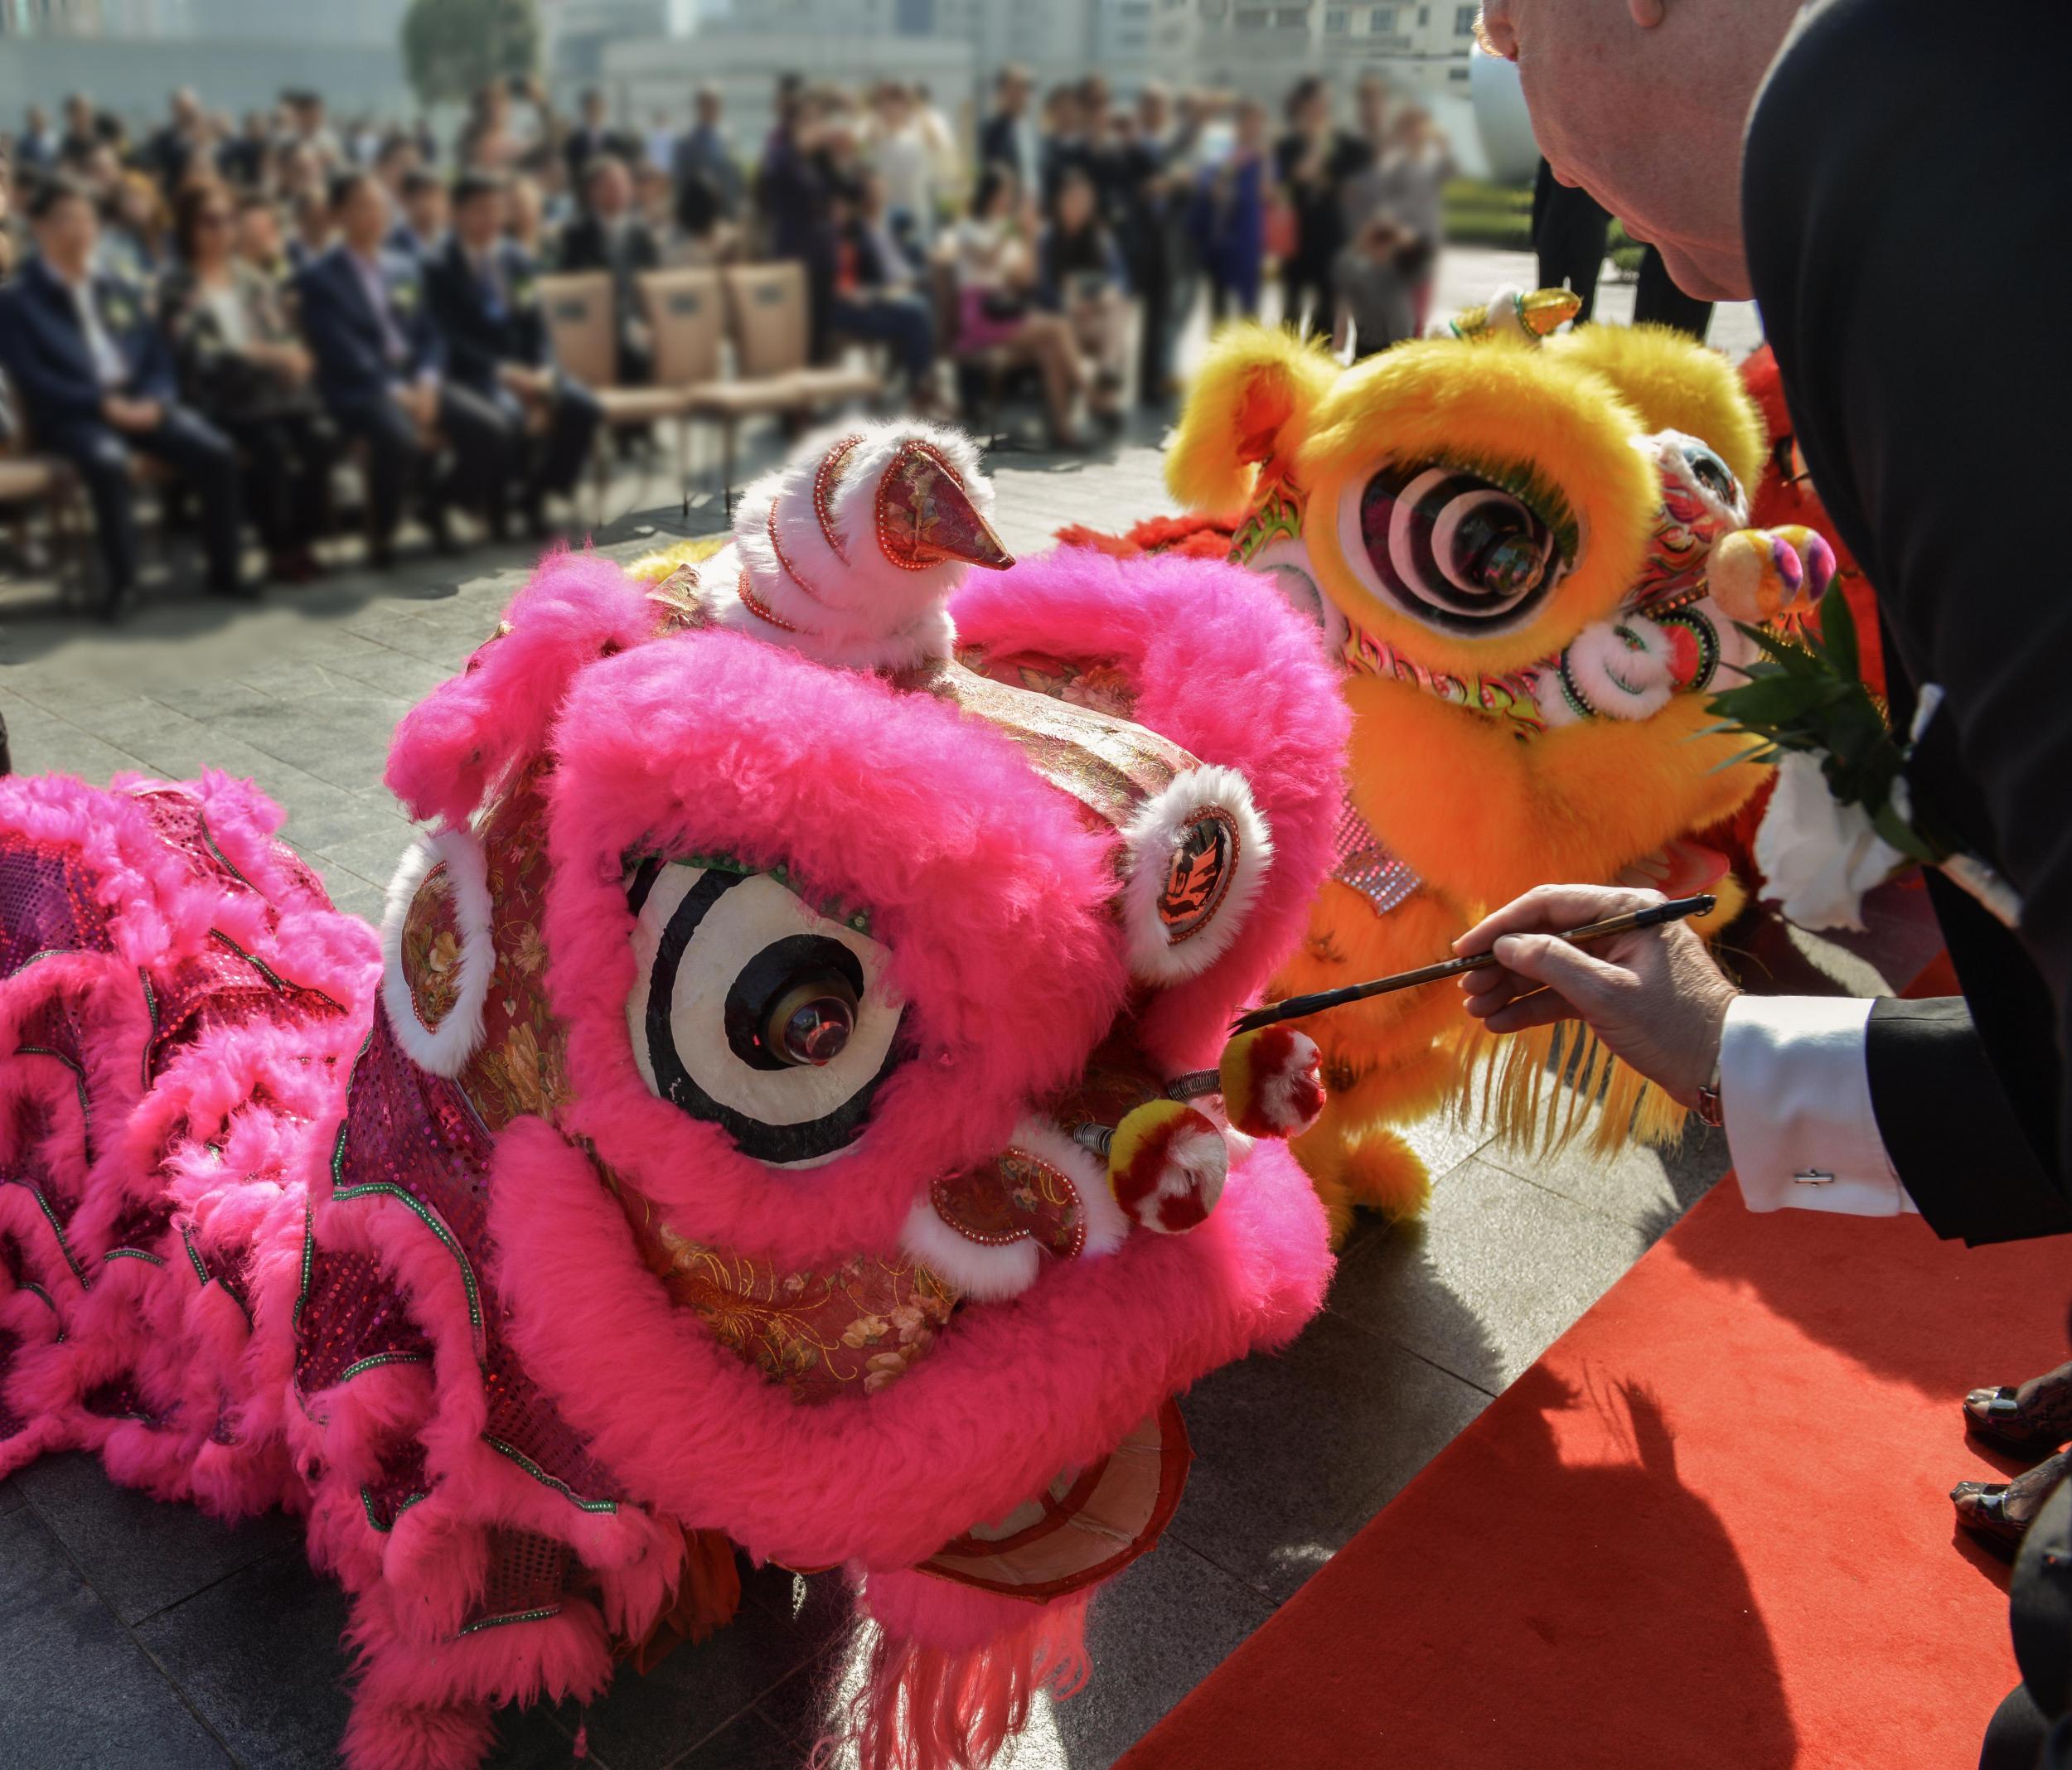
[1720,994,1918,1217]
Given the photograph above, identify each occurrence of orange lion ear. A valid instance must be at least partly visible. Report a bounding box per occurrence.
[1166,323,1338,515]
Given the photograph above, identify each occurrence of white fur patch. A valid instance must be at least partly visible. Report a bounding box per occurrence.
[379,826,495,1077]
[1119,765,1273,984]
[899,1116,1128,1300]
[726,418,995,673]
[1555,618,1677,723]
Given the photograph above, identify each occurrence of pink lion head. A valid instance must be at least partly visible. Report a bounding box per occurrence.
[371,422,1344,1764]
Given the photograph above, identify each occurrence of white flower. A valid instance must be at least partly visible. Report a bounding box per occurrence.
[1754,752,1906,931]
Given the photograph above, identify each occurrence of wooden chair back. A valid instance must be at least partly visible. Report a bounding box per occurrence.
[723,262,811,379]
[641,268,725,389]
[537,271,617,389]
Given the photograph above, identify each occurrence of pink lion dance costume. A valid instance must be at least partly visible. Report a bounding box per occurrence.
[0,421,1342,1770]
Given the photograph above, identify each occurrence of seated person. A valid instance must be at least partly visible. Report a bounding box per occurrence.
[160,180,333,585]
[293,169,513,564]
[0,175,247,618]
[233,191,293,283]
[426,172,603,537]
[389,166,448,264]
[829,170,940,413]
[554,154,660,383]
[1037,166,1130,430]
[286,191,333,273]
[942,162,1087,447]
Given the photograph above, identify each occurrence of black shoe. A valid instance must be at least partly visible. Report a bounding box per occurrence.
[1965,1361,2072,1454]
[1954,1449,2071,1555]
[101,579,139,622]
[211,573,264,602]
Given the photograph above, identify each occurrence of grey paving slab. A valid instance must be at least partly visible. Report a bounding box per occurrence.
[1480,1118,1729,1246]
[673,1708,810,1770]
[1026,1540,1277,1769]
[133,1543,355,1770]
[1331,1156,1652,1391]
[572,1561,849,1770]
[0,1506,233,1769]
[1168,1307,1491,1603]
[15,1449,302,1627]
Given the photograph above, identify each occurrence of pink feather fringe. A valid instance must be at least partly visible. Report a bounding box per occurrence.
[830,1574,1094,1770]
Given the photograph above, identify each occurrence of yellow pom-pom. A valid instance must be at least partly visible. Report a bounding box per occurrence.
[1217,1026,1327,1139]
[1108,1099,1227,1234]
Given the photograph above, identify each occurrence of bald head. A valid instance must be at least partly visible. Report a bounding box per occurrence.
[1479,0,1801,300]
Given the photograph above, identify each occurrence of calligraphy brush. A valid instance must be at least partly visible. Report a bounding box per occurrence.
[1231,893,1717,1034]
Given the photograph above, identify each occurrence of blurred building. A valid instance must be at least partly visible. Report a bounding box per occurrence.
[592,0,980,143]
[1194,0,1479,99]
[0,0,411,123]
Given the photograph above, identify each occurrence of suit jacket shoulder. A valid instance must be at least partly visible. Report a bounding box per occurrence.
[1749,0,2072,1221]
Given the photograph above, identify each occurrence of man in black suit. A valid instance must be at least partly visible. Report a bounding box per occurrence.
[554,154,660,384]
[1531,157,1613,326]
[0,177,246,617]
[426,172,602,536]
[1464,2,2067,1756]
[561,89,629,189]
[294,169,512,563]
[976,65,1043,201]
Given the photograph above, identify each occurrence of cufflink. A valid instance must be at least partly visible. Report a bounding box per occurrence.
[1793,1170,1835,1187]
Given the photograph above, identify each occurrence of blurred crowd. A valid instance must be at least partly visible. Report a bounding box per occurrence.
[0,68,1454,618]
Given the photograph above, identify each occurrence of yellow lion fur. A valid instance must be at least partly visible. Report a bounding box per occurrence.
[1171,322,1772,1238]
[1544,323,1768,497]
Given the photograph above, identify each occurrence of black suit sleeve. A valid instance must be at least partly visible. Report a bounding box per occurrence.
[1746,0,2072,1235]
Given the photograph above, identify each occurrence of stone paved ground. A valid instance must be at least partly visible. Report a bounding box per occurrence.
[1,249,1773,1769]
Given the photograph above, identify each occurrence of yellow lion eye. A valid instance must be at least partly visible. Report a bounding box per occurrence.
[1352,462,1559,632]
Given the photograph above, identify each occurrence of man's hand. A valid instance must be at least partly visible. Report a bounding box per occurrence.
[1454,884,1739,1109]
[101,395,162,433]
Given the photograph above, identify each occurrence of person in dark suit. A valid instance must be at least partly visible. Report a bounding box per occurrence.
[1272,76,1372,345]
[0,177,246,617]
[975,65,1043,201]
[426,172,601,537]
[1631,241,1712,341]
[16,106,58,175]
[1464,2,2069,1756]
[555,154,661,384]
[1531,157,1612,326]
[294,169,512,564]
[670,85,743,247]
[561,89,632,190]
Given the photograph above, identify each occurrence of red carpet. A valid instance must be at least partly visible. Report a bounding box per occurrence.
[1125,1183,2071,1769]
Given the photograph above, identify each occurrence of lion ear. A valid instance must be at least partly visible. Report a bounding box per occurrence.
[385,551,656,830]
[1166,323,1338,515]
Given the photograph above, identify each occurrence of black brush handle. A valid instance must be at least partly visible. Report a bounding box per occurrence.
[1232,893,1717,1034]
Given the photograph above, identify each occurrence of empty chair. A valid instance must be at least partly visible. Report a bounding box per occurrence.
[536,270,689,515]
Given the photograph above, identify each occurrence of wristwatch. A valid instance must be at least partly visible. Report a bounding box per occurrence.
[1694,1060,1725,1129]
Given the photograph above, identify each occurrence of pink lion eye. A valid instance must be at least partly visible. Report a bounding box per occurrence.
[623,858,905,1168]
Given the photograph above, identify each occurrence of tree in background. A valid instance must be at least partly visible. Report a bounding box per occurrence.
[402,0,540,108]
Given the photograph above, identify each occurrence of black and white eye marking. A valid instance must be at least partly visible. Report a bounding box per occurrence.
[1682,442,1740,508]
[1339,462,1565,634]
[625,859,904,1168]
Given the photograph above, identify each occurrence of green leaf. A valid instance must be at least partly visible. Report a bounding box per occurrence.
[1870,800,1939,865]
[1818,583,1860,684]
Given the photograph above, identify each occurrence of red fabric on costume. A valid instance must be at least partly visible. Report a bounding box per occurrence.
[1123,1180,2066,1769]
